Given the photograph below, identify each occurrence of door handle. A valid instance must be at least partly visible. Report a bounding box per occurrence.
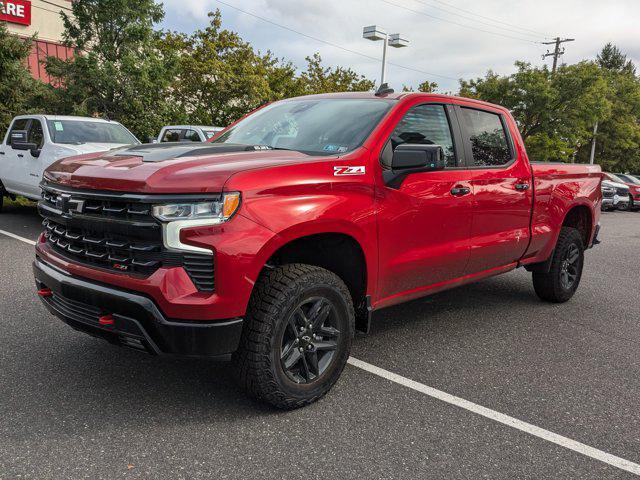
[17,154,24,158]
[0,151,5,155]
[515,183,530,191]
[451,186,471,196]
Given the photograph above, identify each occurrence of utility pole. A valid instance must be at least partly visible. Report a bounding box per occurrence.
[542,37,575,73]
[589,121,598,165]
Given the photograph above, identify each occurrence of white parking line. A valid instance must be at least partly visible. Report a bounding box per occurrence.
[0,229,36,246]
[348,357,640,476]
[1,228,638,476]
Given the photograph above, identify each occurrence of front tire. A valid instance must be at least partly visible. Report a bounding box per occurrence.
[532,227,584,303]
[233,264,354,409]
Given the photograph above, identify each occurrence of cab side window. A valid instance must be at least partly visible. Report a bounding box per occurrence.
[183,129,201,142]
[28,120,45,149]
[161,129,182,142]
[389,104,457,167]
[8,119,29,147]
[458,108,511,167]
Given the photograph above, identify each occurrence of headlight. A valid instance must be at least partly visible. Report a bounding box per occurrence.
[152,192,241,223]
[153,192,241,254]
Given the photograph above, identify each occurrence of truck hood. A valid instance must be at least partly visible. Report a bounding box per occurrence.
[56,142,132,155]
[44,143,323,193]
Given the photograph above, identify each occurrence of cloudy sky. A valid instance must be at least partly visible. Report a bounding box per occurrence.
[160,0,639,92]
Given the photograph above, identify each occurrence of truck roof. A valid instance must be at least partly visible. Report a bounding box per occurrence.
[161,125,224,130]
[13,114,123,124]
[284,91,508,111]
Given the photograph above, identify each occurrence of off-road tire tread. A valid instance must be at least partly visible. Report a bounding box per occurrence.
[532,226,584,303]
[232,264,354,410]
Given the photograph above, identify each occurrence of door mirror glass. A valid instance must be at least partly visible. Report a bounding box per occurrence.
[391,144,445,171]
[10,130,29,148]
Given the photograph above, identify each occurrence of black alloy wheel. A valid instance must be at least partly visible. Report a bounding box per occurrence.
[559,243,580,290]
[279,297,341,384]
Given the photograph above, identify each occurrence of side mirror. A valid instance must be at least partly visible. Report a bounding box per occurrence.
[10,130,30,149]
[383,144,446,189]
[30,148,41,158]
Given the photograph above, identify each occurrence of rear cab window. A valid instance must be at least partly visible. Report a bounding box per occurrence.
[161,129,183,142]
[458,107,513,167]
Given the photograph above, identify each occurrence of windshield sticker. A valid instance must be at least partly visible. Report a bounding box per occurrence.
[334,166,366,176]
[323,144,348,153]
[54,121,64,132]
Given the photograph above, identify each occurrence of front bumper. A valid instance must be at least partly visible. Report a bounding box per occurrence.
[34,257,243,359]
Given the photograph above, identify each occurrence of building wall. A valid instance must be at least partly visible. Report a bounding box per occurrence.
[2,0,74,83]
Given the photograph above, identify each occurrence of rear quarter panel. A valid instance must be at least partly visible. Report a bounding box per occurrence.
[523,163,601,264]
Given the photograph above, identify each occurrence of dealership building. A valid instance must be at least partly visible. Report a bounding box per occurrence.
[1,0,74,83]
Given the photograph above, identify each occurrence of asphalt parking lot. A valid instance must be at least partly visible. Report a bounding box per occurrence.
[1,203,639,479]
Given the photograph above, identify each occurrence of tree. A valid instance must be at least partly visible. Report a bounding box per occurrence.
[46,0,179,140]
[402,80,438,93]
[296,53,375,94]
[158,12,375,127]
[579,44,640,172]
[0,24,47,137]
[459,61,611,162]
[158,11,299,127]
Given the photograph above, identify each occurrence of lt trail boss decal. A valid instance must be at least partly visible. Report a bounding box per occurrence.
[334,166,366,176]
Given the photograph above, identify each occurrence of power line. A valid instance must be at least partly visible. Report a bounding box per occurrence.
[214,0,460,82]
[381,0,543,44]
[409,0,552,38]
[38,0,73,12]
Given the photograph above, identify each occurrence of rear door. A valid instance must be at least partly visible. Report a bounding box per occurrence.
[456,105,533,274]
[376,103,474,302]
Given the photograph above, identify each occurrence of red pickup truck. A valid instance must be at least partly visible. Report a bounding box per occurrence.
[34,92,602,409]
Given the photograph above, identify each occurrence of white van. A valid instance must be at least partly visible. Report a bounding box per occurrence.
[0,115,139,208]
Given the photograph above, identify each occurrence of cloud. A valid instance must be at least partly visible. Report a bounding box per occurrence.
[160,0,640,91]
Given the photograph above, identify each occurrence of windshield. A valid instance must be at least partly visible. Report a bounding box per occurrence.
[212,98,394,155]
[615,173,640,185]
[47,120,139,145]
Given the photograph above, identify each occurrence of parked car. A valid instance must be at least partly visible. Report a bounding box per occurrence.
[607,172,640,210]
[157,125,224,143]
[0,115,139,208]
[34,92,601,409]
[601,179,630,211]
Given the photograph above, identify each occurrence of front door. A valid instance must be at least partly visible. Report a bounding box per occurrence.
[376,103,474,303]
[0,118,31,196]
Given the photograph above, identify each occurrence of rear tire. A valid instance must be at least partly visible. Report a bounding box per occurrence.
[232,264,354,409]
[532,227,584,303]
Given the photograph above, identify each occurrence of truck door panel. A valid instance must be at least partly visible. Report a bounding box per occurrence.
[456,106,533,274]
[376,103,473,301]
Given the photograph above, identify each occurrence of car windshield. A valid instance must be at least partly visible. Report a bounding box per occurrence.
[606,173,627,184]
[211,98,394,155]
[615,174,640,185]
[47,120,139,145]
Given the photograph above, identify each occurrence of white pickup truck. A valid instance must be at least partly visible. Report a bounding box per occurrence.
[0,115,139,209]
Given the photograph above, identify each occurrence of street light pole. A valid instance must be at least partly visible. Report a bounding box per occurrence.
[363,26,408,87]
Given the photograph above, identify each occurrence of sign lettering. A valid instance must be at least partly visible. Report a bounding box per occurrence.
[0,0,32,26]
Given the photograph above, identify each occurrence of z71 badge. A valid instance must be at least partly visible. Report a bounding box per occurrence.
[334,166,366,176]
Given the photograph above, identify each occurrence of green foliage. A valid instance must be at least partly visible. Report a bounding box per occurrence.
[402,80,438,93]
[459,60,614,164]
[45,0,179,140]
[576,44,640,172]
[0,24,48,138]
[158,12,374,128]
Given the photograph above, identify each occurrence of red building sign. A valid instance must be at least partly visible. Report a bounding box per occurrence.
[0,0,32,26]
